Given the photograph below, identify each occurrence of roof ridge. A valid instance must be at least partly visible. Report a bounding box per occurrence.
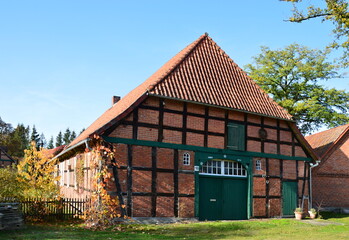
[146,33,208,93]
[207,37,291,119]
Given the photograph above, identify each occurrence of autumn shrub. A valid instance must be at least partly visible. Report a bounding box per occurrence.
[82,136,124,229]
[0,165,26,199]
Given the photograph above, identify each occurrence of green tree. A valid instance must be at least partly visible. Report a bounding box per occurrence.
[245,44,349,134]
[30,125,40,148]
[17,141,59,198]
[56,131,63,147]
[70,131,76,142]
[38,133,46,148]
[63,128,71,145]
[283,0,349,66]
[47,136,54,149]
[7,124,29,158]
[0,117,13,146]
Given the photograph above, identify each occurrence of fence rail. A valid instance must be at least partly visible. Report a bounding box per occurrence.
[0,197,90,220]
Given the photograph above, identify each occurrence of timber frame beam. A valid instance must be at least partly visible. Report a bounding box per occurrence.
[102,136,313,162]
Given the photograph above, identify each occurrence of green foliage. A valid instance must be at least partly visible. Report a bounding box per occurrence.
[56,131,63,147]
[294,207,303,213]
[47,136,54,149]
[283,0,349,66]
[245,44,349,134]
[0,165,26,199]
[0,119,30,159]
[30,125,40,146]
[0,117,13,145]
[63,128,71,145]
[309,208,317,214]
[4,124,30,159]
[70,131,76,142]
[17,141,59,198]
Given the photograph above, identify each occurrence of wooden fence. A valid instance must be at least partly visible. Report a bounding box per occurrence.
[0,198,90,220]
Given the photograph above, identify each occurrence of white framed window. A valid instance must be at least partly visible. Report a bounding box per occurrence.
[183,152,190,165]
[256,160,262,171]
[200,160,246,177]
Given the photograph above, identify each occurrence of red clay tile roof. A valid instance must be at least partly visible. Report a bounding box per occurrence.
[45,145,66,158]
[305,124,349,157]
[69,34,292,148]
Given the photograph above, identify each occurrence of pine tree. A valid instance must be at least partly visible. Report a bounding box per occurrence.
[56,131,63,147]
[38,133,46,148]
[70,131,76,142]
[30,125,40,144]
[47,136,54,149]
[63,128,71,145]
[7,124,29,158]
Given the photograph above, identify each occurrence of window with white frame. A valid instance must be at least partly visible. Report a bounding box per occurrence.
[200,160,246,177]
[183,152,190,165]
[255,160,262,171]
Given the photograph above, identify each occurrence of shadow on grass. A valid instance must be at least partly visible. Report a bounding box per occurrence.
[130,221,254,240]
[320,212,349,220]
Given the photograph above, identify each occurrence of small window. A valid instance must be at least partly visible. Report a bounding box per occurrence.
[183,152,190,165]
[256,160,262,171]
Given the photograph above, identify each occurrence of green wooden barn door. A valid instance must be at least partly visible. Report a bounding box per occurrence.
[282,181,298,215]
[222,178,247,220]
[199,176,247,220]
[199,177,222,220]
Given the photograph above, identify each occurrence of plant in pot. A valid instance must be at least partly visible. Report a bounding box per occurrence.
[308,208,317,219]
[294,207,303,220]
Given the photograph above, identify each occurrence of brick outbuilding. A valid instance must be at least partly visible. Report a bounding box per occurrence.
[55,34,317,220]
[306,124,349,210]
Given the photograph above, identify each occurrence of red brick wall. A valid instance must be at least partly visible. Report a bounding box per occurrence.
[252,157,309,217]
[312,136,349,207]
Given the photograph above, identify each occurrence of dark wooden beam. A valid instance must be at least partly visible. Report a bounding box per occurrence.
[151,147,157,217]
[132,108,138,140]
[182,103,187,145]
[277,120,281,155]
[127,145,133,216]
[265,158,269,217]
[204,107,209,147]
[111,157,127,217]
[158,101,164,142]
[173,149,179,217]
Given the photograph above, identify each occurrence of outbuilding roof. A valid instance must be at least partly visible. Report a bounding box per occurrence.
[305,124,349,158]
[69,34,292,148]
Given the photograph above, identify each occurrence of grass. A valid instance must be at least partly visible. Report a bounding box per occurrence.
[1,213,349,240]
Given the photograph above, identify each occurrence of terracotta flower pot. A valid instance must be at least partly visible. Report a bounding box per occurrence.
[308,211,316,219]
[294,212,303,220]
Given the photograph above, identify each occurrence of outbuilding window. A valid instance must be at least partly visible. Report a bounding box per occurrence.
[200,160,246,177]
[183,152,190,165]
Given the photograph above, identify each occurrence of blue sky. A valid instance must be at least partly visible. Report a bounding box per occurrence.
[0,1,348,142]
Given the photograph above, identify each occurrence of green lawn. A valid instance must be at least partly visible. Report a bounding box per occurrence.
[1,213,349,240]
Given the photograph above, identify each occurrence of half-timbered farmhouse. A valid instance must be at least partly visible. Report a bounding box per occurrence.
[55,34,317,220]
[306,124,349,210]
